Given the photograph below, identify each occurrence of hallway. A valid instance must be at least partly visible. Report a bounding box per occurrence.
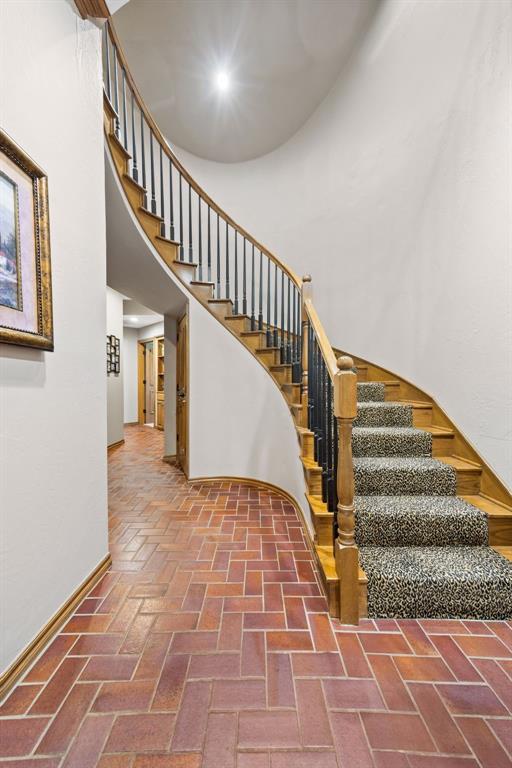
[1,426,511,767]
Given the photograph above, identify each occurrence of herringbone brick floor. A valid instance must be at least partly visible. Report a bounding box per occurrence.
[1,425,511,767]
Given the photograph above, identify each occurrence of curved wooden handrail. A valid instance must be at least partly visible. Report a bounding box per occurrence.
[303,298,338,379]
[106,20,301,289]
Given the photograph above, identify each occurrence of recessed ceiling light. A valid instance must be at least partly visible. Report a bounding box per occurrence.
[129,316,138,322]
[215,69,231,93]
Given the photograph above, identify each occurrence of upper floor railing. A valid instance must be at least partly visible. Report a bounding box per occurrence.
[102,20,359,623]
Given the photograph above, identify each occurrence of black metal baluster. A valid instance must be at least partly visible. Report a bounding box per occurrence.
[242,239,247,316]
[225,222,230,300]
[149,130,156,214]
[280,271,285,363]
[266,257,271,346]
[130,89,138,182]
[179,172,184,260]
[112,45,120,136]
[159,145,165,237]
[322,362,329,505]
[104,25,111,101]
[121,68,128,149]
[250,245,256,330]
[198,197,203,281]
[169,159,175,240]
[233,231,239,314]
[140,112,147,208]
[307,324,313,431]
[273,264,278,347]
[207,205,211,282]
[286,276,291,363]
[216,213,221,297]
[258,250,263,330]
[292,287,300,383]
[188,185,193,263]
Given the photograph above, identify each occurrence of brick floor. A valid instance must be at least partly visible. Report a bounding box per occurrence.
[1,425,511,767]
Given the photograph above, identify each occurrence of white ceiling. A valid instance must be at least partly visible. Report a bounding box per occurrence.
[113,0,378,163]
[123,300,163,329]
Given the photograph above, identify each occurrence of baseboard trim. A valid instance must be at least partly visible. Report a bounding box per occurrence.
[0,553,112,701]
[163,454,177,464]
[107,438,125,451]
[124,421,139,426]
[187,475,314,541]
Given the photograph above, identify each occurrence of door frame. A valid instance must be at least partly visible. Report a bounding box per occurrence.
[176,310,189,476]
[137,336,157,426]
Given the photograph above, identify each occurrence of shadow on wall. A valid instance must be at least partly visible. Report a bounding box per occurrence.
[0,344,46,388]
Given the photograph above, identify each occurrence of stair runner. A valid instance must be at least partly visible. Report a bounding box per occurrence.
[354,382,512,619]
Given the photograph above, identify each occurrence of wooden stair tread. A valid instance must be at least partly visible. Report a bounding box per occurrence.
[424,425,454,437]
[307,494,330,517]
[491,546,512,561]
[241,330,265,337]
[208,298,232,305]
[270,363,292,370]
[123,172,145,193]
[155,234,181,247]
[110,130,131,158]
[139,206,163,223]
[439,455,482,473]
[399,400,432,409]
[175,259,198,269]
[301,456,321,472]
[461,495,512,518]
[317,545,367,584]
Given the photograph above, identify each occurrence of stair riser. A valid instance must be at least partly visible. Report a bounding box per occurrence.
[283,384,301,405]
[240,334,267,353]
[304,468,322,496]
[313,514,333,548]
[431,435,454,457]
[412,407,433,427]
[354,405,413,428]
[354,466,457,496]
[172,261,197,285]
[299,432,314,459]
[352,431,432,458]
[357,383,386,403]
[489,517,512,546]
[455,470,481,495]
[108,132,130,178]
[226,317,251,334]
[208,301,233,319]
[191,284,214,301]
[256,349,281,366]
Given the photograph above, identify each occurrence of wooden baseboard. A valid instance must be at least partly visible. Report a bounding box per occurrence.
[107,438,125,451]
[0,553,112,701]
[163,454,177,464]
[124,421,139,427]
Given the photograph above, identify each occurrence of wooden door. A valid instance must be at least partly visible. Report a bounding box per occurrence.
[145,341,155,425]
[176,312,188,474]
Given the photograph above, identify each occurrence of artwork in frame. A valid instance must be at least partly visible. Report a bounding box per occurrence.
[0,129,53,349]
[107,334,120,375]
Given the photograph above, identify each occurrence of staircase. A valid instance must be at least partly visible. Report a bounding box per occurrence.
[102,21,512,623]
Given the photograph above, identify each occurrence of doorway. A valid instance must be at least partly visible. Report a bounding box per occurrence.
[176,312,188,474]
[137,339,155,426]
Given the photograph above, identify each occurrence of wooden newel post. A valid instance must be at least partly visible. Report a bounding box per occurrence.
[301,275,312,429]
[334,355,359,624]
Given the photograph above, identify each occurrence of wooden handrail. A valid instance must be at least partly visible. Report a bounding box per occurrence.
[303,296,338,379]
[105,20,301,289]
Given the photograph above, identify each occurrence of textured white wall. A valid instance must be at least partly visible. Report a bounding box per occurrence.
[138,320,164,340]
[123,326,139,423]
[178,0,512,489]
[106,287,124,446]
[0,1,108,673]
[188,300,309,528]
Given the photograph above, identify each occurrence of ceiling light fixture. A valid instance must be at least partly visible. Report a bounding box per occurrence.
[215,69,231,94]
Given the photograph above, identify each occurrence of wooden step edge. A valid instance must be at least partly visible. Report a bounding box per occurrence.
[123,172,145,195]
[296,425,313,437]
[270,363,292,371]
[225,314,250,322]
[316,545,368,584]
[109,130,131,159]
[438,455,482,474]
[423,425,454,437]
[208,298,232,305]
[175,259,198,270]
[460,494,512,518]
[240,330,266,338]
[283,382,300,391]
[491,546,512,562]
[190,280,215,288]
[139,206,164,223]
[155,234,181,248]
[399,400,432,409]
[301,456,322,473]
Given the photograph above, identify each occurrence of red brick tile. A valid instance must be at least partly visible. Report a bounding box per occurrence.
[140,597,182,613]
[80,655,138,682]
[237,754,270,768]
[188,653,240,679]
[454,634,511,658]
[134,632,172,680]
[296,678,333,746]
[29,657,87,714]
[291,652,344,678]
[420,620,469,635]
[181,583,206,610]
[368,654,415,711]
[408,682,470,754]
[218,612,243,650]
[207,583,243,597]
[487,621,512,652]
[69,634,123,656]
[198,598,223,630]
[308,614,337,652]
[105,713,175,752]
[92,678,154,713]
[133,756,201,768]
[0,684,43,715]
[63,614,112,634]
[24,635,78,683]
[241,631,266,676]
[36,683,98,754]
[0,760,61,768]
[267,631,313,652]
[358,632,412,655]
[171,681,211,751]
[270,753,338,768]
[245,571,263,596]
[372,752,410,768]
[282,583,320,597]
[224,597,262,612]
[76,597,103,614]
[211,679,266,710]
[0,717,50,757]
[397,619,438,655]
[330,711,375,768]
[61,714,114,768]
[244,612,286,629]
[170,631,217,653]
[430,636,483,682]
[436,682,507,715]
[120,613,155,653]
[284,597,308,629]
[152,653,190,711]
[336,633,372,678]
[154,613,199,632]
[323,678,385,710]
[202,713,237,768]
[406,757,479,768]
[361,712,435,751]
[238,710,300,748]
[393,654,455,681]
[267,653,295,707]
[471,658,512,712]
[487,718,512,755]
[457,716,512,768]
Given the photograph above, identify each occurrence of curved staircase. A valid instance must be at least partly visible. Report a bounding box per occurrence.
[102,21,512,624]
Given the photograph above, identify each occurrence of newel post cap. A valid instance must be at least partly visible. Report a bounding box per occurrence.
[302,274,312,283]
[337,355,354,371]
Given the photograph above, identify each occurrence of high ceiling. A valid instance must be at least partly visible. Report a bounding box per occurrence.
[113,0,378,163]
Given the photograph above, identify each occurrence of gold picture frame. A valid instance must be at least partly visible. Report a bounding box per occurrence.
[0,128,53,350]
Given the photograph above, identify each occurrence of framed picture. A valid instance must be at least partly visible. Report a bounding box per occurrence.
[0,129,53,349]
[107,334,120,375]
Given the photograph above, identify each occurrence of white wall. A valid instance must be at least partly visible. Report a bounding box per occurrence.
[178,0,512,489]
[138,320,164,341]
[188,299,309,527]
[123,326,138,423]
[106,287,124,445]
[0,1,108,673]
